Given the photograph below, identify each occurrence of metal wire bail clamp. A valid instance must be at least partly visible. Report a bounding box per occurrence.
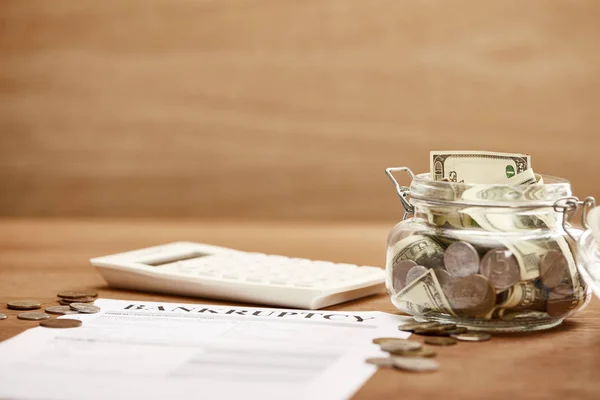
[385,167,415,220]
[553,196,597,241]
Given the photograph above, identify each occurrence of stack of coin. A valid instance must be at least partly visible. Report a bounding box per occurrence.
[367,322,492,373]
[2,290,101,328]
[56,290,98,305]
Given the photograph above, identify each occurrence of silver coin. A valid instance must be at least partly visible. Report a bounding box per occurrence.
[450,332,492,342]
[46,306,79,315]
[0,313,7,320]
[392,260,418,291]
[365,357,395,368]
[480,248,521,291]
[379,339,422,353]
[444,242,480,278]
[405,265,428,285]
[539,250,569,289]
[433,268,454,287]
[391,356,440,372]
[17,312,50,321]
[69,303,101,314]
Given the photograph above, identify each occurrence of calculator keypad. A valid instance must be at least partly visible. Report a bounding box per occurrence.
[168,253,381,288]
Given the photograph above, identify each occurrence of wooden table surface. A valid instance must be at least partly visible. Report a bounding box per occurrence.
[1,218,599,400]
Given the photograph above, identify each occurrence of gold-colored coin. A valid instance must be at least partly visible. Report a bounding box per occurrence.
[372,337,408,344]
[7,300,42,310]
[424,337,457,346]
[57,291,98,299]
[413,324,457,335]
[17,312,50,321]
[58,297,96,305]
[40,319,83,329]
[398,321,440,332]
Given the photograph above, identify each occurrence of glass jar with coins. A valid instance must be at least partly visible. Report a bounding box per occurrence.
[385,166,596,332]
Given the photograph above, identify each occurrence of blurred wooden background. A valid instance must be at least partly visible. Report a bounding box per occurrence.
[1,0,599,221]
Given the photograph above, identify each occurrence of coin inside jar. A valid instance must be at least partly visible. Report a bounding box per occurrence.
[539,250,569,289]
[443,275,496,317]
[479,248,521,291]
[392,260,418,291]
[433,268,454,288]
[405,265,429,285]
[444,242,480,278]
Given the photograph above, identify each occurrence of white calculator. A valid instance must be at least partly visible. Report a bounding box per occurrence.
[90,242,385,310]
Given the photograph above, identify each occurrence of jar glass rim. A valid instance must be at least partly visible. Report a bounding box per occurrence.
[409,173,572,207]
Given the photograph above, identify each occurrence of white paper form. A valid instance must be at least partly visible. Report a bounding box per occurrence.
[0,299,411,400]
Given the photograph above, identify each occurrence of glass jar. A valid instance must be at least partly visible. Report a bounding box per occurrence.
[384,167,595,332]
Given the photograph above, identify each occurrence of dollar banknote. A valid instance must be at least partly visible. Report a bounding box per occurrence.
[392,269,456,317]
[430,151,531,184]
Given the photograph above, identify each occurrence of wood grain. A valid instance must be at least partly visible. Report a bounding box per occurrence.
[0,218,599,399]
[1,1,600,220]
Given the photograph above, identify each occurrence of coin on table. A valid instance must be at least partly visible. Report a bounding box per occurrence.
[444,242,480,278]
[0,313,7,320]
[391,356,440,372]
[59,296,96,304]
[450,332,492,342]
[365,357,396,368]
[17,312,50,321]
[413,324,457,336]
[57,291,98,299]
[405,265,429,285]
[373,337,411,344]
[69,303,101,314]
[443,327,469,336]
[40,319,83,329]
[480,248,521,291]
[444,275,496,318]
[539,250,569,289]
[398,321,440,332]
[392,260,418,291]
[46,306,79,315]
[393,347,437,358]
[424,336,457,346]
[7,300,42,310]
[379,339,422,353]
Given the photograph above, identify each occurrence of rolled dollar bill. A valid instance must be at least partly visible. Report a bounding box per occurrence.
[392,269,456,317]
